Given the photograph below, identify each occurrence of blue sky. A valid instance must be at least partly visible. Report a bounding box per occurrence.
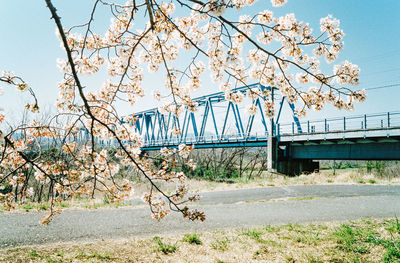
[0,0,399,124]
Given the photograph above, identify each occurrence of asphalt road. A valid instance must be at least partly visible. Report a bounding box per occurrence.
[1,185,400,248]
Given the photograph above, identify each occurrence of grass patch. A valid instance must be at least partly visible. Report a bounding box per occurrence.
[357,179,366,184]
[22,203,35,211]
[386,217,400,234]
[332,224,373,253]
[75,249,113,260]
[28,250,39,259]
[182,233,202,245]
[153,236,177,254]
[211,237,230,251]
[368,179,377,184]
[241,228,269,244]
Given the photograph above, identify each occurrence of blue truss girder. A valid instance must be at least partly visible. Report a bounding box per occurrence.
[245,98,268,138]
[126,83,303,146]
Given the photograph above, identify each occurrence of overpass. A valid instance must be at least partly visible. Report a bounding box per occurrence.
[126,84,400,175]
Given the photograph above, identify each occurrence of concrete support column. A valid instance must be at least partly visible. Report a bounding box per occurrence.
[267,135,277,172]
[267,87,277,172]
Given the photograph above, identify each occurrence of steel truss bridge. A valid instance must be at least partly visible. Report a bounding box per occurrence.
[125,83,400,175]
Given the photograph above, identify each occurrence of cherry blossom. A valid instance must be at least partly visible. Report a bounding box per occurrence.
[0,0,364,224]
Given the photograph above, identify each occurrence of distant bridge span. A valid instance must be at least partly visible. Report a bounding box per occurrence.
[125,84,400,175]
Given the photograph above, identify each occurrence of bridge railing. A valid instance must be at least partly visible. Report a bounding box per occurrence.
[141,132,269,147]
[277,111,400,136]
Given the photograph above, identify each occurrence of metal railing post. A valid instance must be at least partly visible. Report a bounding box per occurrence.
[343,117,346,131]
[388,112,391,128]
[307,121,310,133]
[324,119,327,133]
[277,124,280,137]
[292,122,294,134]
[364,114,367,130]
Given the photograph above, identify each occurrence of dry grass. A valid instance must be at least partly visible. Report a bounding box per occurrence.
[1,218,399,262]
[184,168,400,193]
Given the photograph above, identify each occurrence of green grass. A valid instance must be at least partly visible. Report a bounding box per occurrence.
[366,235,400,262]
[75,249,113,260]
[153,237,177,254]
[22,203,35,211]
[357,179,366,184]
[210,237,230,251]
[368,179,377,184]
[39,203,50,210]
[55,250,64,257]
[241,228,266,243]
[386,217,400,234]
[332,221,400,261]
[28,250,39,259]
[182,233,202,245]
[332,224,374,253]
[59,202,69,208]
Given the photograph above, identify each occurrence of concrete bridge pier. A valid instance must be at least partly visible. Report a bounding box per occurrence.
[267,106,278,173]
[268,134,319,176]
[267,136,278,173]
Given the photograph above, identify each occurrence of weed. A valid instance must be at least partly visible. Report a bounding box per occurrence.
[293,196,315,201]
[242,228,268,243]
[357,179,366,184]
[294,231,321,245]
[386,217,400,234]
[211,237,230,251]
[182,233,202,245]
[368,179,376,184]
[264,225,278,232]
[327,179,333,183]
[103,194,110,204]
[59,202,69,208]
[242,229,262,239]
[383,242,400,263]
[306,254,323,263]
[333,224,373,254]
[254,245,269,256]
[284,254,296,262]
[28,250,39,259]
[39,203,50,210]
[366,235,400,262]
[75,249,113,260]
[153,236,177,254]
[43,256,59,263]
[55,250,64,257]
[22,203,35,211]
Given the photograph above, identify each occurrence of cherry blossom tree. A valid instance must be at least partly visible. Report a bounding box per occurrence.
[0,0,364,224]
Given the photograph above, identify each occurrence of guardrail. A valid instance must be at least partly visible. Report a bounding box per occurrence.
[277,111,400,136]
[141,133,269,147]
